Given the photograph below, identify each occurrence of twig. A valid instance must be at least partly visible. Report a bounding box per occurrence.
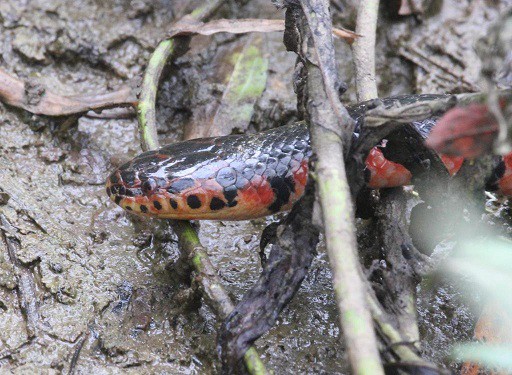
[219,182,319,373]
[137,2,268,374]
[171,221,234,318]
[171,221,266,373]
[137,1,224,151]
[284,1,384,374]
[138,38,176,151]
[0,215,39,339]
[351,0,449,366]
[367,295,445,373]
[352,0,380,101]
[311,123,383,375]
[68,332,89,375]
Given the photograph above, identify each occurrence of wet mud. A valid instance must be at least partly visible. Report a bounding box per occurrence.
[0,0,510,373]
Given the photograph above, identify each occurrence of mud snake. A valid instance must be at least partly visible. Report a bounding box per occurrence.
[106,95,512,220]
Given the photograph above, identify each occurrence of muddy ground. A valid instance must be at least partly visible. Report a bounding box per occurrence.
[0,0,511,374]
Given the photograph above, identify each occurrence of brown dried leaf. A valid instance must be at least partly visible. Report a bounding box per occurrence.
[332,27,360,44]
[169,18,358,43]
[0,68,135,117]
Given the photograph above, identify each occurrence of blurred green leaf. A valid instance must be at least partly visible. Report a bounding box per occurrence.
[453,343,512,371]
[444,238,512,371]
[444,238,512,312]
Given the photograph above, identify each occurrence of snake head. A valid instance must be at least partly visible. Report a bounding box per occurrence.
[105,150,173,216]
[105,148,221,219]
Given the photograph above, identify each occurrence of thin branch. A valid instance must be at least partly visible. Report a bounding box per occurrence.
[136,2,268,374]
[137,1,224,151]
[68,332,89,375]
[138,38,176,151]
[218,182,318,372]
[352,0,380,101]
[171,221,234,317]
[367,295,443,372]
[171,221,268,373]
[285,1,385,374]
[311,123,383,375]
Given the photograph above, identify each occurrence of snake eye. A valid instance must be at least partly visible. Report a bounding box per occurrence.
[141,178,157,195]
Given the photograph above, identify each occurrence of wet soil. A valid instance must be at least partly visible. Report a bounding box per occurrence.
[0,0,510,374]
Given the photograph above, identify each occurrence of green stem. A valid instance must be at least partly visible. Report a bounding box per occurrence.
[136,2,269,374]
[137,0,225,151]
[138,39,174,151]
[311,125,385,375]
[170,220,235,319]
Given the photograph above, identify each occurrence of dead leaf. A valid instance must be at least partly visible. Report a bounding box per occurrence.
[0,67,135,117]
[209,34,268,137]
[332,27,360,44]
[169,18,358,44]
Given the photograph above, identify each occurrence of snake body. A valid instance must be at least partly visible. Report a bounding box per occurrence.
[107,122,310,220]
[106,96,511,220]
